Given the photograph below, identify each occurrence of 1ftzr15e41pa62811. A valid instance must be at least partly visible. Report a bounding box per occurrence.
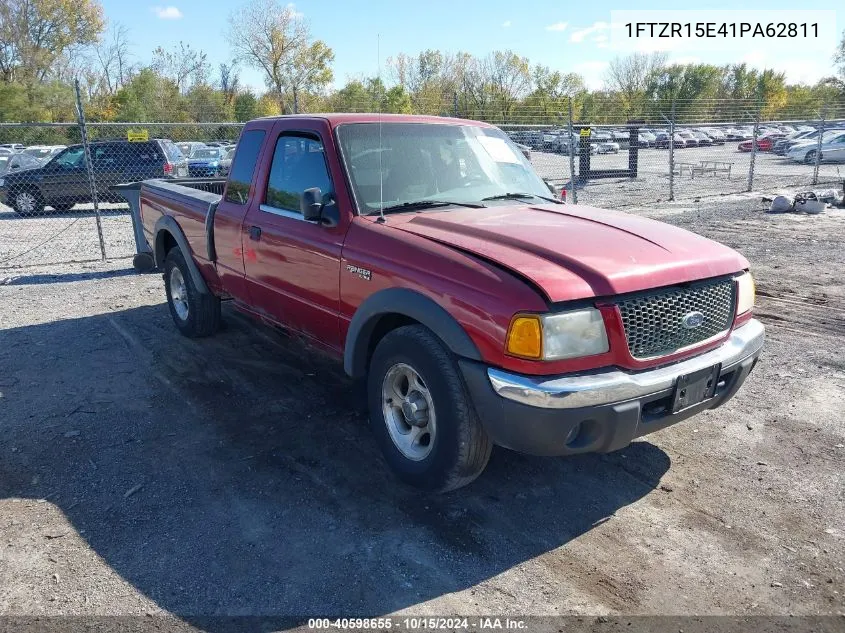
[124,113,763,492]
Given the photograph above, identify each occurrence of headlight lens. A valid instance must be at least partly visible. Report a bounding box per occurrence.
[506,308,609,361]
[736,272,755,315]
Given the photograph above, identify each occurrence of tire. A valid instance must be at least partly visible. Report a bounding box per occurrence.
[804,150,818,165]
[11,187,44,216]
[367,324,492,492]
[163,247,221,338]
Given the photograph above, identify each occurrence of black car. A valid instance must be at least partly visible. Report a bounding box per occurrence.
[0,139,187,214]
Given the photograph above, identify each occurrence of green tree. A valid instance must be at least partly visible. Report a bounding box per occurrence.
[234,91,259,121]
[227,0,334,113]
[0,0,105,83]
[114,68,186,122]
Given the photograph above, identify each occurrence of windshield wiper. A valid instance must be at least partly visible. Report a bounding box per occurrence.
[370,200,486,215]
[482,192,563,204]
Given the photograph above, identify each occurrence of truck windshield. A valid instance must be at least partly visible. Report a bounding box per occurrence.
[336,122,553,214]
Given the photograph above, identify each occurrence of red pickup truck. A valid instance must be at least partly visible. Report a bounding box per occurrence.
[136,114,764,491]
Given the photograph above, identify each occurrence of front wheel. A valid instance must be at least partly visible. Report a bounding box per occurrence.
[804,150,819,165]
[163,248,221,337]
[11,188,44,216]
[367,325,492,492]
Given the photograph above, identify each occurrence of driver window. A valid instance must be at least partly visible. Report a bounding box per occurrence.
[55,147,85,168]
[264,133,333,215]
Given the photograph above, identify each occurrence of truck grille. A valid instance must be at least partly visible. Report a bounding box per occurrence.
[617,279,735,359]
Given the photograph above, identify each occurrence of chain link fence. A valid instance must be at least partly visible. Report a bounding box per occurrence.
[1,95,844,269]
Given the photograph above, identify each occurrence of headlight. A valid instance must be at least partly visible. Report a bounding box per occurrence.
[506,308,609,361]
[735,272,755,315]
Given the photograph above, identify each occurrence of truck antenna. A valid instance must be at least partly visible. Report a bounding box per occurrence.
[377,33,385,223]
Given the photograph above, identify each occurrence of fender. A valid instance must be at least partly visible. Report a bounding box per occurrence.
[154,215,210,295]
[344,287,482,378]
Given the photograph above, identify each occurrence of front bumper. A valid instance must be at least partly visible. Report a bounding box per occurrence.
[460,319,764,457]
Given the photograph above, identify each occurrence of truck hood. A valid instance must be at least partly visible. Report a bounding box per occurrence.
[389,204,748,302]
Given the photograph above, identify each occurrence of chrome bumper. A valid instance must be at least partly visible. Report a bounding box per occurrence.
[488,319,765,410]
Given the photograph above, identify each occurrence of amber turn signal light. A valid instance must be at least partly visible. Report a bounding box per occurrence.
[506,315,543,359]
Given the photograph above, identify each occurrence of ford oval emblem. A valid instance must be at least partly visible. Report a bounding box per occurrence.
[682,311,705,329]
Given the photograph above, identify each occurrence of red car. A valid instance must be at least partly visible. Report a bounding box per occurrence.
[738,134,785,152]
[130,114,764,491]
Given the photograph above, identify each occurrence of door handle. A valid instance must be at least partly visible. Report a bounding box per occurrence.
[249,226,262,241]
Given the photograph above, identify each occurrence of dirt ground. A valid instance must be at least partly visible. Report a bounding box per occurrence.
[0,195,843,626]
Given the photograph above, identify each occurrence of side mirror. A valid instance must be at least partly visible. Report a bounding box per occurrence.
[300,187,324,222]
[543,179,558,197]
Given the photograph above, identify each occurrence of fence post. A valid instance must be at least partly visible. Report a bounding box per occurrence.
[812,108,825,185]
[453,91,459,118]
[293,88,299,114]
[668,99,676,201]
[74,79,106,261]
[747,97,761,192]
[567,97,578,205]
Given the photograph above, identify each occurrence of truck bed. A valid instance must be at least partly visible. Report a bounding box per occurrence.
[139,178,227,290]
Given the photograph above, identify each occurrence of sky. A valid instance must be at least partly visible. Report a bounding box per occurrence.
[101,0,841,92]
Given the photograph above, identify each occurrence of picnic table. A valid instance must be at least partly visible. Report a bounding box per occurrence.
[691,160,734,179]
[673,162,695,177]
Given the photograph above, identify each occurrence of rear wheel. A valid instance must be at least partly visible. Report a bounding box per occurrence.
[367,325,492,492]
[11,188,44,216]
[804,150,819,165]
[163,248,221,337]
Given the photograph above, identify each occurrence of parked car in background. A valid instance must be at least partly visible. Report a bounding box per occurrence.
[676,131,699,147]
[654,133,686,149]
[0,148,13,156]
[130,113,763,491]
[701,128,726,144]
[775,129,830,156]
[772,130,815,155]
[218,148,236,175]
[0,143,25,153]
[187,147,231,177]
[0,152,41,175]
[22,145,66,164]
[514,143,532,161]
[737,133,785,152]
[636,132,654,148]
[596,140,620,154]
[0,139,187,214]
[786,130,845,164]
[176,141,206,158]
[692,131,713,146]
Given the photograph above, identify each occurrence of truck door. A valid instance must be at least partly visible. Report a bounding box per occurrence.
[242,121,347,351]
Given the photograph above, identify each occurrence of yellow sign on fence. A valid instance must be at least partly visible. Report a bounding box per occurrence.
[579,128,591,137]
[127,129,149,142]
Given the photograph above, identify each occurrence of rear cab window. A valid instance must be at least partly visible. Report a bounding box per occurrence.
[224,129,266,205]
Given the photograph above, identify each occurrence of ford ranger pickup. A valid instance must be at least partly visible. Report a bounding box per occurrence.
[133,114,764,491]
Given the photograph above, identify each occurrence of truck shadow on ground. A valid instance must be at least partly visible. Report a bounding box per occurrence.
[0,302,672,626]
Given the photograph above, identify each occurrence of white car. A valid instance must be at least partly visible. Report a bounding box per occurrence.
[596,141,620,154]
[22,145,66,164]
[176,141,207,158]
[701,128,726,144]
[786,131,845,164]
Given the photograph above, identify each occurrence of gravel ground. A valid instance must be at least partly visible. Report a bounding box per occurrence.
[0,196,844,626]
